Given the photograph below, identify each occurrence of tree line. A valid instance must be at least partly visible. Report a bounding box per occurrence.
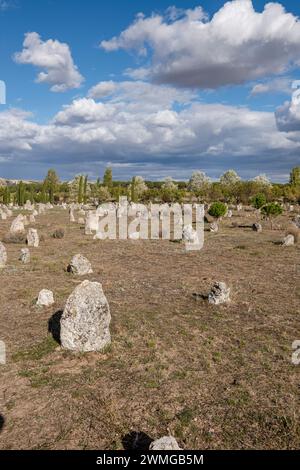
[1,166,300,206]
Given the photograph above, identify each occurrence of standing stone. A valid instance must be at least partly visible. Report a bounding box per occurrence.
[19,248,30,264]
[252,223,262,232]
[68,254,93,275]
[69,210,75,222]
[60,280,111,352]
[10,214,25,234]
[149,436,181,450]
[209,222,219,233]
[36,289,54,307]
[0,242,7,268]
[29,215,36,224]
[282,234,294,246]
[208,282,230,305]
[27,228,39,247]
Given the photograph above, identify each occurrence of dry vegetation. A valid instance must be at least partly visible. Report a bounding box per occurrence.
[0,208,299,449]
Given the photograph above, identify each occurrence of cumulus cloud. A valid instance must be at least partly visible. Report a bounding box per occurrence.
[100,0,300,89]
[0,80,299,180]
[14,32,84,92]
[250,78,292,96]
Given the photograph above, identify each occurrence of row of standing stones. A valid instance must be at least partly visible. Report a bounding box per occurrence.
[1,201,299,449]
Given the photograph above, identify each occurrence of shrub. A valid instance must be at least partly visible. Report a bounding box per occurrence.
[261,202,283,218]
[251,193,266,209]
[2,232,27,244]
[261,202,283,229]
[208,202,227,219]
[52,229,65,239]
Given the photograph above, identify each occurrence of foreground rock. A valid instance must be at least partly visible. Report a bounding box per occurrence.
[282,234,294,246]
[60,280,111,352]
[208,282,230,305]
[27,228,39,247]
[149,436,181,450]
[0,242,7,268]
[68,254,93,275]
[19,248,30,264]
[36,289,54,307]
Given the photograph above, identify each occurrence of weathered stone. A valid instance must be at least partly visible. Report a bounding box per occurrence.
[208,282,230,305]
[78,217,85,225]
[36,289,54,307]
[29,215,35,223]
[60,280,111,352]
[282,234,294,246]
[10,214,25,234]
[68,254,93,275]
[19,248,30,264]
[27,228,39,247]
[85,212,99,235]
[0,242,7,268]
[149,436,181,450]
[252,223,262,232]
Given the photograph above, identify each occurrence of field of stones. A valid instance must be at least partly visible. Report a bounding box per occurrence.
[0,201,299,449]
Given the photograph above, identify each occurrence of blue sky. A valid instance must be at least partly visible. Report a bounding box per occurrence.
[0,0,300,181]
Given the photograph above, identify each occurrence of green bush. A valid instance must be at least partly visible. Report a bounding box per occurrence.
[261,202,283,218]
[251,193,266,209]
[208,201,227,219]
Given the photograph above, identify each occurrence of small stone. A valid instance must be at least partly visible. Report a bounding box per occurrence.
[252,223,262,232]
[19,248,30,264]
[60,280,111,352]
[36,289,54,307]
[208,282,230,305]
[68,254,93,275]
[209,222,219,233]
[149,436,181,450]
[282,234,294,246]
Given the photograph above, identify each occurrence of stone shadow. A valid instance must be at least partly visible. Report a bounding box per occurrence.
[48,310,63,344]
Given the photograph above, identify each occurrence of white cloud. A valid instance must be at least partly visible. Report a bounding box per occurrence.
[14,32,84,92]
[250,78,292,96]
[0,80,299,181]
[88,80,117,99]
[276,99,300,134]
[100,1,300,89]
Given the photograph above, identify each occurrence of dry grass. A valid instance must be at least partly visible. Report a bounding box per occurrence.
[0,208,299,450]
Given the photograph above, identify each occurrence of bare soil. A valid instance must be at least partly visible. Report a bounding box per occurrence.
[0,208,299,449]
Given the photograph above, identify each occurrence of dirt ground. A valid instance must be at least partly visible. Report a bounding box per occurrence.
[0,207,299,450]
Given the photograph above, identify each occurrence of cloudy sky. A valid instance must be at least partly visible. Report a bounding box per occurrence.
[0,0,300,182]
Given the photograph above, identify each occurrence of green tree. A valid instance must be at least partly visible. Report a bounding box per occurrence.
[17,181,25,206]
[290,167,300,186]
[261,202,283,229]
[44,169,59,204]
[103,167,113,190]
[251,193,267,209]
[78,175,84,203]
[83,175,88,204]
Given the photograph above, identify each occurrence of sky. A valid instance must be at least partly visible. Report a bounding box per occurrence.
[0,0,300,182]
